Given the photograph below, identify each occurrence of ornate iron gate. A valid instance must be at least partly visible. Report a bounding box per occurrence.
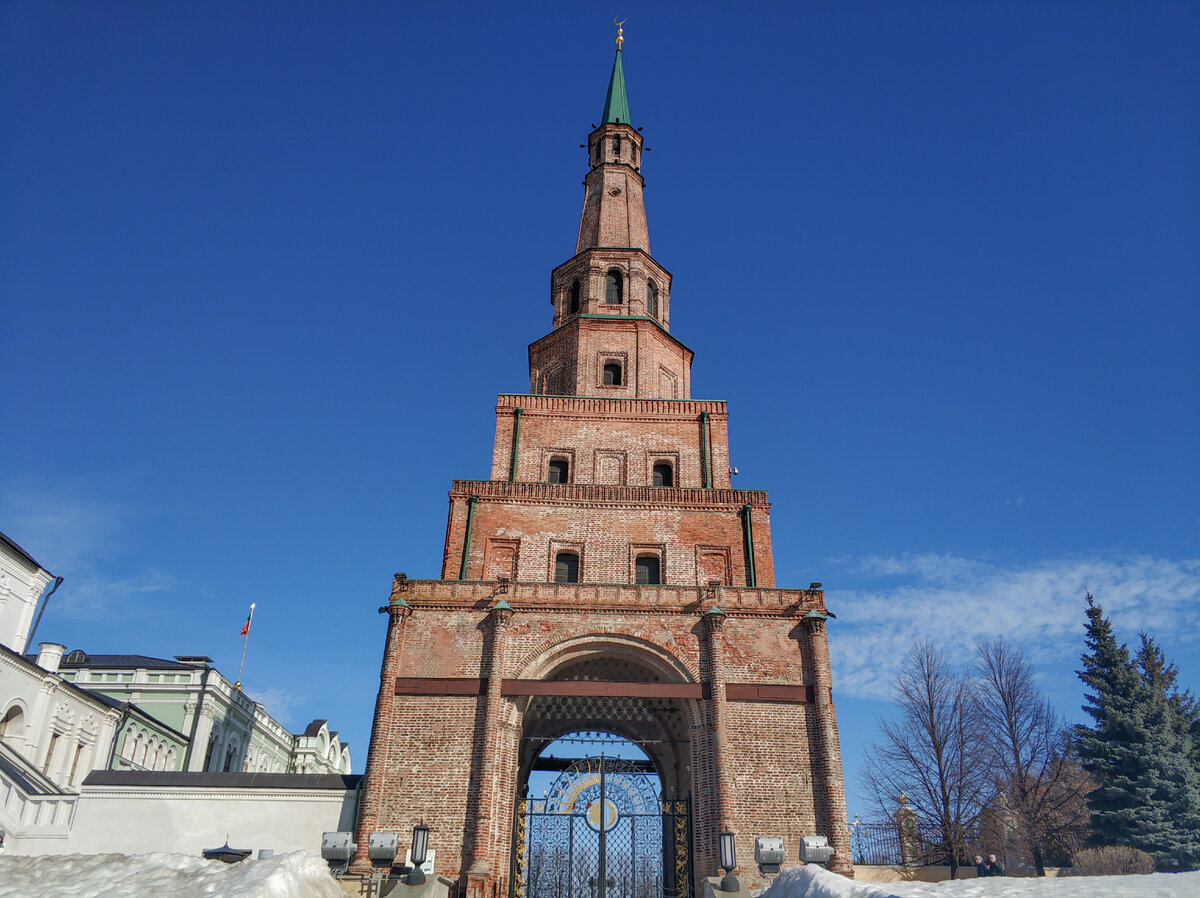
[511,756,692,898]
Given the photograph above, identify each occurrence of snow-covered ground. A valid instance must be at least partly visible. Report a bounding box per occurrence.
[0,851,345,898]
[760,864,1200,898]
[3,853,1198,898]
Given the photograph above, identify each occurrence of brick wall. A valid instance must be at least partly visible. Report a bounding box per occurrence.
[356,581,849,892]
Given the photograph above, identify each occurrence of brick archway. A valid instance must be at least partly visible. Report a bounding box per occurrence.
[508,634,702,802]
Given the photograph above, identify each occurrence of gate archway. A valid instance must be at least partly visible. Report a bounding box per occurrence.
[508,643,699,898]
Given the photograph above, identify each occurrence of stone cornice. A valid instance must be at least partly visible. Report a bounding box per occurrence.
[391,578,823,616]
[495,394,726,418]
[449,480,767,510]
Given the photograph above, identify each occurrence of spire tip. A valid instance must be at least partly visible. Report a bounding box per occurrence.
[613,17,626,51]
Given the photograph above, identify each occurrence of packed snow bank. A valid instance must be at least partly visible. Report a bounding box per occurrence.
[883,870,1200,897]
[759,865,903,898]
[759,864,1200,898]
[0,850,345,898]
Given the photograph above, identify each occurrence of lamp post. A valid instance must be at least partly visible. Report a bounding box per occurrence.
[718,831,739,892]
[407,823,430,885]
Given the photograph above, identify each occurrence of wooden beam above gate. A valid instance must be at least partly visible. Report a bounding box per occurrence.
[394,677,813,703]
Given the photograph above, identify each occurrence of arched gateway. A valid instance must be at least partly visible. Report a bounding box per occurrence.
[353,31,853,896]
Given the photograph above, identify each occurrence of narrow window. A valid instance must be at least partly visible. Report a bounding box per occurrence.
[548,459,569,483]
[554,552,579,584]
[569,280,581,314]
[603,363,622,386]
[635,555,661,585]
[612,135,621,157]
[223,745,235,772]
[605,271,623,304]
[43,732,60,774]
[653,463,674,487]
[646,281,658,317]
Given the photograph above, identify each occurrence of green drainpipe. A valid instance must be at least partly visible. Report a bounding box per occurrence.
[742,504,757,587]
[508,408,523,482]
[459,496,479,580]
[700,411,711,489]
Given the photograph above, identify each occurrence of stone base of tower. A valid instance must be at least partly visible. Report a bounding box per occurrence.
[353,578,854,894]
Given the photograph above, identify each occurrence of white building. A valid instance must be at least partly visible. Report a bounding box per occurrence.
[0,530,356,855]
[0,533,56,656]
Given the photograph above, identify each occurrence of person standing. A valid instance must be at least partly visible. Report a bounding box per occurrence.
[974,855,988,877]
[986,854,1006,876]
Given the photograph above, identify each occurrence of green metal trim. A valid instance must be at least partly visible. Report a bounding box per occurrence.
[704,604,725,617]
[601,50,631,125]
[742,504,757,588]
[459,496,479,580]
[803,609,826,621]
[391,596,411,608]
[700,411,711,489]
[492,599,513,612]
[509,407,523,482]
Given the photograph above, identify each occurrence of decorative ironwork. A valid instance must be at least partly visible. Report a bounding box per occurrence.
[513,756,692,898]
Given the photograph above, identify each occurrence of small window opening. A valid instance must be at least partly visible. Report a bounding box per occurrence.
[646,281,659,318]
[652,463,674,487]
[635,555,661,585]
[569,280,581,314]
[603,363,622,386]
[548,459,569,484]
[612,136,621,156]
[605,271,623,304]
[555,552,579,584]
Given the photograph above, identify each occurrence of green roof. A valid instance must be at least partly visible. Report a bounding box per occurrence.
[601,50,630,125]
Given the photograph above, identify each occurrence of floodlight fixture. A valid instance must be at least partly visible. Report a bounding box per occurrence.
[368,832,399,867]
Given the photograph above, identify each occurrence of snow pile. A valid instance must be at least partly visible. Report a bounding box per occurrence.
[759,865,1200,898]
[883,871,1200,897]
[0,850,346,898]
[760,865,902,898]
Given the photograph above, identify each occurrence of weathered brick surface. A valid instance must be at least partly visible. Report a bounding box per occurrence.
[360,582,840,891]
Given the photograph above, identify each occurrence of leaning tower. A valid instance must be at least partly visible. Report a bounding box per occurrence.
[354,32,853,896]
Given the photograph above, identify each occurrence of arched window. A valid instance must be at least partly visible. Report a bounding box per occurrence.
[603,363,622,386]
[0,705,24,745]
[612,135,621,157]
[605,271,623,305]
[548,458,569,483]
[223,744,235,772]
[204,732,217,771]
[554,552,579,584]
[652,463,674,487]
[569,279,581,314]
[646,281,658,318]
[635,555,661,585]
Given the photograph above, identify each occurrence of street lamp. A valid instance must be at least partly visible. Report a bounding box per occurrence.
[406,823,430,885]
[718,831,739,892]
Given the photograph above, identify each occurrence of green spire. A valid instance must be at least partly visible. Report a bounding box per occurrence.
[601,50,631,125]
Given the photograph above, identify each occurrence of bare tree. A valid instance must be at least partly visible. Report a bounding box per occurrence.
[975,639,1092,875]
[864,639,993,878]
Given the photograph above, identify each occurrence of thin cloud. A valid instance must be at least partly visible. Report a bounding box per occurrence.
[826,553,1200,701]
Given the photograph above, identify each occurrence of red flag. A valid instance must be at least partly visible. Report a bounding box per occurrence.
[239,603,255,636]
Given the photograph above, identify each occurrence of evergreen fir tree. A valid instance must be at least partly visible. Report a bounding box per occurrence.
[1075,593,1200,870]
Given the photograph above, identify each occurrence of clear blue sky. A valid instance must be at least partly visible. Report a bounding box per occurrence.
[3,2,1197,820]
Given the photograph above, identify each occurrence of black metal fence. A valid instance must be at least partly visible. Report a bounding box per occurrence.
[850,821,986,867]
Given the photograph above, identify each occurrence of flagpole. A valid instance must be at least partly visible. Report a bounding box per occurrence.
[235,602,255,691]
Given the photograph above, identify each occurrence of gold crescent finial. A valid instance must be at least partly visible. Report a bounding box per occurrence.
[613,17,626,50]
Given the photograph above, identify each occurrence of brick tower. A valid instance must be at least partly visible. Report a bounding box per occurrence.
[355,32,853,895]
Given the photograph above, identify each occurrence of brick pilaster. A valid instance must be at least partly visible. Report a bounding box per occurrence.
[466,603,513,898]
[352,587,412,870]
[702,607,732,834]
[803,613,854,877]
